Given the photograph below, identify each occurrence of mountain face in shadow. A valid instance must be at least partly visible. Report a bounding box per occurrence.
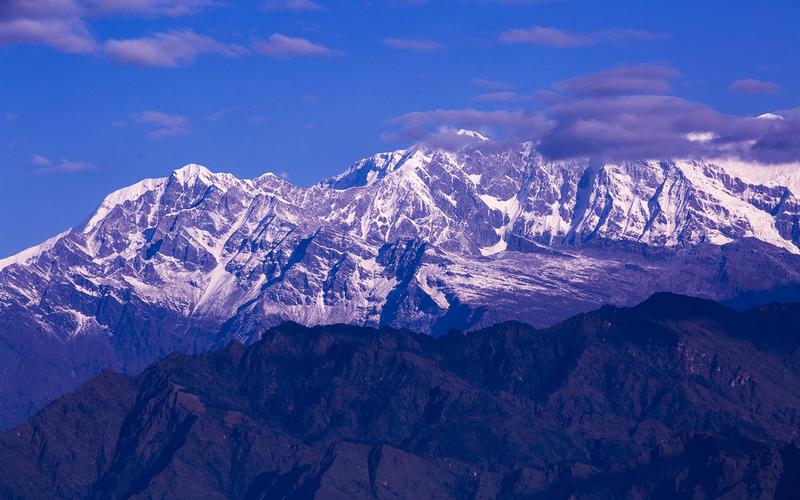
[2,293,800,499]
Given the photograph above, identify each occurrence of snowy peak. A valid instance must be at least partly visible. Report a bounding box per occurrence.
[10,145,800,266]
[9,144,800,272]
[323,134,487,191]
[82,177,167,234]
[3,141,800,338]
[169,163,247,192]
[455,129,490,141]
[6,141,800,434]
[80,163,223,236]
[172,163,212,183]
[0,229,72,272]
[322,149,408,189]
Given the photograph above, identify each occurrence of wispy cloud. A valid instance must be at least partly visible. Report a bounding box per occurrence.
[105,29,246,67]
[472,78,513,91]
[128,110,190,138]
[499,25,667,48]
[249,115,268,126]
[262,0,324,11]
[0,0,82,19]
[30,154,52,166]
[54,159,94,172]
[382,37,443,51]
[255,33,333,58]
[500,26,591,47]
[0,17,97,53]
[82,0,218,17]
[205,106,237,122]
[553,64,682,96]
[3,113,18,123]
[0,0,216,17]
[388,0,551,4]
[31,154,95,173]
[729,78,781,95]
[469,91,533,103]
[592,29,667,43]
[0,0,219,55]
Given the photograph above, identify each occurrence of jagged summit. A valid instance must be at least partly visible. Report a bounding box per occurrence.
[257,171,287,180]
[169,163,245,190]
[3,140,800,429]
[172,162,211,178]
[321,148,409,189]
[3,139,800,331]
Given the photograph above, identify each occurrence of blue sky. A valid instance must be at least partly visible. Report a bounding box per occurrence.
[1,0,799,256]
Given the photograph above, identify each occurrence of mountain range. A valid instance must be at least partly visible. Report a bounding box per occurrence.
[2,293,800,499]
[3,135,800,428]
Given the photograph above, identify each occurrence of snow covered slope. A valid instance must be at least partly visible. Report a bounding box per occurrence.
[3,142,800,338]
[3,139,800,428]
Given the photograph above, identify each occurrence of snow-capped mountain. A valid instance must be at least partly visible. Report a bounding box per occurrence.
[3,137,800,428]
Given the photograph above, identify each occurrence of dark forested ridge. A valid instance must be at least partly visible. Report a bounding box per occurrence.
[2,293,800,499]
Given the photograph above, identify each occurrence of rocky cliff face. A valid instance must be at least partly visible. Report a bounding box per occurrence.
[2,294,800,499]
[3,139,800,428]
[4,142,800,333]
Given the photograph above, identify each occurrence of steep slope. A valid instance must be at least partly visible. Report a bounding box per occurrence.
[3,145,800,335]
[2,294,800,499]
[2,141,800,429]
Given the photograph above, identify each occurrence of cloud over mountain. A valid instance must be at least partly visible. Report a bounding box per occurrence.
[553,64,682,96]
[387,65,800,164]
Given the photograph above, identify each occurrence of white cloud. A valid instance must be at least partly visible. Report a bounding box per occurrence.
[0,17,96,53]
[30,154,52,165]
[382,37,443,51]
[105,29,246,67]
[255,34,333,58]
[262,0,324,11]
[131,110,190,138]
